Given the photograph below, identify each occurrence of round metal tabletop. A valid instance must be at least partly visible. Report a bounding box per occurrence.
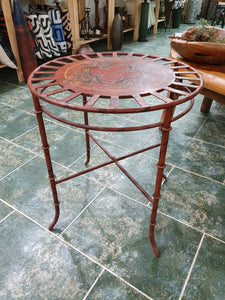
[28,52,203,114]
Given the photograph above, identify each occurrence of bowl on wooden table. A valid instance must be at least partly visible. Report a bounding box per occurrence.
[170,26,225,64]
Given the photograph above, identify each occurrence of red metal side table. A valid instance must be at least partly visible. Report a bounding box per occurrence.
[28,52,203,257]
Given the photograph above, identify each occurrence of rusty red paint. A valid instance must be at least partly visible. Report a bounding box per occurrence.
[28,52,203,257]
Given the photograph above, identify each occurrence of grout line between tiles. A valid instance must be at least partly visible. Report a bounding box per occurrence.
[137,152,224,186]
[178,234,205,300]
[11,125,39,142]
[193,117,208,138]
[0,80,27,89]
[59,186,106,236]
[0,155,38,182]
[0,135,42,157]
[158,210,225,244]
[105,269,154,300]
[0,102,35,116]
[1,134,223,245]
[43,116,84,133]
[171,126,225,149]
[204,232,225,245]
[193,136,225,149]
[108,186,152,209]
[49,158,224,244]
[163,165,175,180]
[67,144,98,169]
[82,268,105,300]
[0,197,153,299]
[0,210,16,225]
[166,164,224,186]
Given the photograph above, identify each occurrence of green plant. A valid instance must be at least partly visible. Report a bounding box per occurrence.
[189,19,225,43]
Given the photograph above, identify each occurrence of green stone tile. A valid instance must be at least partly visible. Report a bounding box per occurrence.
[206,101,225,122]
[0,212,102,299]
[43,121,93,167]
[129,109,163,126]
[71,138,129,172]
[0,201,13,220]
[0,82,15,94]
[184,93,205,116]
[14,120,95,167]
[0,156,104,230]
[195,118,225,147]
[160,168,225,241]
[171,109,206,137]
[72,140,170,204]
[86,271,148,300]
[1,86,34,112]
[0,139,35,179]
[182,236,225,300]
[104,128,158,153]
[188,94,225,121]
[40,104,109,140]
[0,104,37,140]
[12,125,43,154]
[149,131,225,183]
[43,102,85,125]
[62,188,202,299]
[86,113,146,140]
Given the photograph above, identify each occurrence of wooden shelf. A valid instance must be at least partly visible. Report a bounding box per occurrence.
[80,34,108,45]
[77,0,140,51]
[123,27,134,33]
[157,18,166,23]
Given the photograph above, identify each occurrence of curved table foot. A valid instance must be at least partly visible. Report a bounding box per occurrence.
[149,222,159,257]
[48,204,60,231]
[85,151,90,165]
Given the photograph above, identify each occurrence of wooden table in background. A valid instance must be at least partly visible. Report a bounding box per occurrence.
[170,48,225,113]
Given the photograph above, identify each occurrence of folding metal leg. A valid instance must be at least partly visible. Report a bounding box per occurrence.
[149,106,174,257]
[83,95,91,165]
[32,95,60,230]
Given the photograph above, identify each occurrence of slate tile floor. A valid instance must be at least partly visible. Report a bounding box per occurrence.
[0,24,225,299]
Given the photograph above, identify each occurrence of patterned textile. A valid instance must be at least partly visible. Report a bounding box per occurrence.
[26,16,43,59]
[48,8,67,53]
[38,14,60,56]
[59,7,73,52]
[28,14,52,58]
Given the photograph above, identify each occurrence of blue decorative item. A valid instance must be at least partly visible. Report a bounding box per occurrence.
[48,8,67,53]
